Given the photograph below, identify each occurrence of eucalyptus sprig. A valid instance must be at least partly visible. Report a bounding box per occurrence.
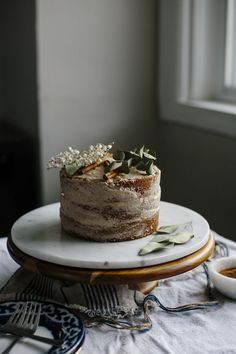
[104,145,157,176]
[138,222,194,256]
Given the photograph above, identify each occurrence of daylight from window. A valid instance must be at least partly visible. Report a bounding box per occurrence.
[225,0,236,88]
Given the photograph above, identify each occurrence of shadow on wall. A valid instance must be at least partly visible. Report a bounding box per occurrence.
[155,121,236,240]
[0,0,39,235]
[0,122,38,235]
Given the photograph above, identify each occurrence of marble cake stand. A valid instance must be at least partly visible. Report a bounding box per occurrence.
[7,202,215,294]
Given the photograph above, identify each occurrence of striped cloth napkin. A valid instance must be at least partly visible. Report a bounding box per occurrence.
[0,268,145,328]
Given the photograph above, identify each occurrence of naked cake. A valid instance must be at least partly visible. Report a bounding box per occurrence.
[48,143,161,242]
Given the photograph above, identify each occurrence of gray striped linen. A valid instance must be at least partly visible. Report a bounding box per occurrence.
[0,268,144,319]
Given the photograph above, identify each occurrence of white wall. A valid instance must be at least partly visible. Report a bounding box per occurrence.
[37,0,156,204]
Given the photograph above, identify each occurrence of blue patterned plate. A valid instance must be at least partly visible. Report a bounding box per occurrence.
[0,301,85,354]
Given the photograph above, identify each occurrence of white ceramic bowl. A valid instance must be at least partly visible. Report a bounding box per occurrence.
[209,257,236,300]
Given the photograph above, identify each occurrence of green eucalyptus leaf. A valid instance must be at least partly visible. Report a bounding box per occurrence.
[146,161,154,175]
[119,160,130,174]
[143,151,156,160]
[111,145,157,176]
[152,234,173,243]
[123,150,132,159]
[166,242,175,248]
[138,222,194,256]
[113,150,125,161]
[136,161,147,171]
[131,156,140,166]
[156,222,192,235]
[104,161,123,173]
[148,149,156,158]
[127,158,133,167]
[138,145,145,158]
[147,166,153,175]
[123,151,138,161]
[129,150,141,158]
[65,165,80,176]
[138,241,170,256]
[169,232,194,244]
[120,158,133,171]
[134,145,147,158]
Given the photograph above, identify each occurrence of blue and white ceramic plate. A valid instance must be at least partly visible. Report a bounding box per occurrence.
[0,301,85,354]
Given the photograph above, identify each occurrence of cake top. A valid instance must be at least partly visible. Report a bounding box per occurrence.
[48,143,159,180]
[70,165,160,182]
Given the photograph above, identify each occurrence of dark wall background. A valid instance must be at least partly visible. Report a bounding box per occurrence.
[0,0,39,235]
[154,121,236,240]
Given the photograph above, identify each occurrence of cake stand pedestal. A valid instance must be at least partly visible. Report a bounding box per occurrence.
[7,202,215,294]
[7,233,214,294]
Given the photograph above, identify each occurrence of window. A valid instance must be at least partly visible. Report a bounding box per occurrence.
[159,0,236,137]
[225,0,236,89]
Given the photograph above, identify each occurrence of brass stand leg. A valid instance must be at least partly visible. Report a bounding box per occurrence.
[128,280,158,294]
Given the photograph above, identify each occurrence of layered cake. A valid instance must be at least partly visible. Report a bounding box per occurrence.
[48,144,161,242]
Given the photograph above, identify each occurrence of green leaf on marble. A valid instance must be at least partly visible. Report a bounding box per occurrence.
[152,234,174,243]
[138,222,194,256]
[138,241,172,256]
[156,222,192,235]
[168,232,194,244]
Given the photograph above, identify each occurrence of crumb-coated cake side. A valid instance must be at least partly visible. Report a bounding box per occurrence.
[60,165,161,242]
[48,143,161,242]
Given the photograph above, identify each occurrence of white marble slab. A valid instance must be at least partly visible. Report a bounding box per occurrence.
[11,202,210,269]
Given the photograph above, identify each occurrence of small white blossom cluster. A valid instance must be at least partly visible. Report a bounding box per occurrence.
[47,143,114,169]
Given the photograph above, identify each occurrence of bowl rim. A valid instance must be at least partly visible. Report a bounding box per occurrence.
[209,257,236,282]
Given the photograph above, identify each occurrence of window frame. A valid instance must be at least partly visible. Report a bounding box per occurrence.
[224,0,236,90]
[159,0,236,138]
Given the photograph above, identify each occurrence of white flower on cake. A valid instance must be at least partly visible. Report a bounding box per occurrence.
[48,143,114,176]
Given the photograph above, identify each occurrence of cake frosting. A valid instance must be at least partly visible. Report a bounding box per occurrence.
[60,165,161,241]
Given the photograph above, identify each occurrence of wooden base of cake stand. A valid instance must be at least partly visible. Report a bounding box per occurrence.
[7,233,214,294]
